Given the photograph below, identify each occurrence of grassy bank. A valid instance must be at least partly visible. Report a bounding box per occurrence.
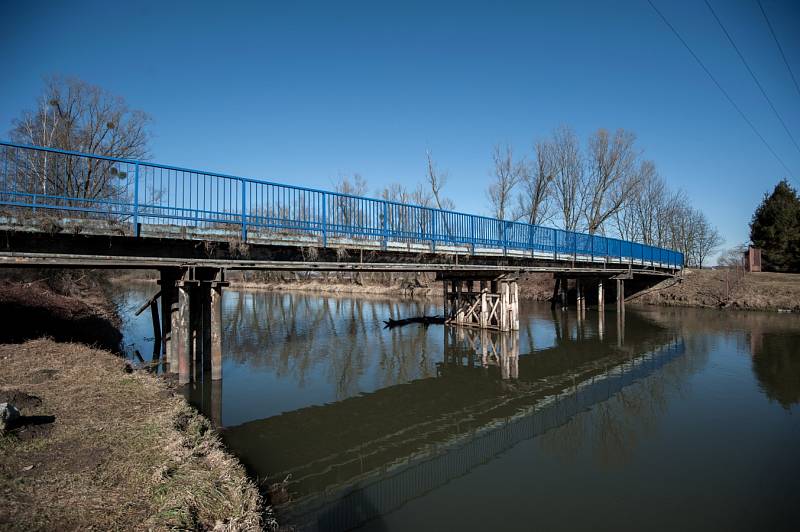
[631,269,800,312]
[0,279,271,530]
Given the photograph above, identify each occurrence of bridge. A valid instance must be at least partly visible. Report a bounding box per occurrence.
[0,140,684,383]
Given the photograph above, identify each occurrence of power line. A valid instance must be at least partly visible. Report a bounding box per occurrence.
[704,0,800,157]
[757,0,800,100]
[646,0,796,180]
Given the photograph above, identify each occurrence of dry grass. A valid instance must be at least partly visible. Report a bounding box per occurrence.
[632,269,800,312]
[0,339,270,531]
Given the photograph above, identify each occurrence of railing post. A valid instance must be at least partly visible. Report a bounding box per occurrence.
[553,229,558,261]
[470,216,476,255]
[241,181,247,242]
[382,200,388,250]
[502,221,508,255]
[528,224,534,256]
[321,192,327,247]
[133,161,140,237]
[431,210,437,253]
[573,231,577,263]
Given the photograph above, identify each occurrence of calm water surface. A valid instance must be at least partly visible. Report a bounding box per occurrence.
[114,287,800,531]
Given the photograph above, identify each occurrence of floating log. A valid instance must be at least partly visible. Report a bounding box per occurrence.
[383,315,445,329]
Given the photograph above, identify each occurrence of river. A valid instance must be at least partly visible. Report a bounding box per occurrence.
[113,286,800,531]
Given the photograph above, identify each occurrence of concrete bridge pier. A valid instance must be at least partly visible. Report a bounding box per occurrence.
[156,269,181,373]
[160,268,227,385]
[597,280,605,311]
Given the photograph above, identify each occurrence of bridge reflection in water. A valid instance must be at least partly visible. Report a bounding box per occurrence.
[200,304,685,532]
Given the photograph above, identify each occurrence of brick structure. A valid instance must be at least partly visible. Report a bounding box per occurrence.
[744,247,762,272]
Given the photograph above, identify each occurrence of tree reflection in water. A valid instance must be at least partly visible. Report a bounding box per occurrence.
[111,287,800,532]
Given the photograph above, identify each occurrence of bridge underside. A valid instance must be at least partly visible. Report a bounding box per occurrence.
[0,227,675,276]
[0,226,671,383]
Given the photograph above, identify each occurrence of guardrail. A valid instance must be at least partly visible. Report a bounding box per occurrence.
[0,141,684,268]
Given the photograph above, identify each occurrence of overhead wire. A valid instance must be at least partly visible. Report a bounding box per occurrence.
[704,0,800,157]
[757,0,800,100]
[646,0,796,180]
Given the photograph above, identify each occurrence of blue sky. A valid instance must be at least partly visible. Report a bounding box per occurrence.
[2,0,799,253]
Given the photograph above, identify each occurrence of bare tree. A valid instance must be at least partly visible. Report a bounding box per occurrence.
[425,149,454,211]
[693,212,724,268]
[549,126,585,231]
[582,128,643,234]
[333,173,368,227]
[627,164,666,245]
[10,76,151,201]
[513,139,553,226]
[718,244,747,269]
[487,143,524,220]
[612,198,640,242]
[664,202,697,267]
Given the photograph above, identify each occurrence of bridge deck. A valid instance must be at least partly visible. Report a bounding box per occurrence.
[0,140,683,273]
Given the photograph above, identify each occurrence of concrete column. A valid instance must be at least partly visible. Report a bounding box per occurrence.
[551,277,561,310]
[442,280,449,321]
[177,282,192,385]
[561,279,568,311]
[200,284,211,373]
[617,279,625,312]
[598,280,604,311]
[159,269,180,372]
[576,279,583,312]
[210,284,223,380]
[210,379,222,428]
[169,300,179,372]
[191,285,203,382]
[598,306,605,340]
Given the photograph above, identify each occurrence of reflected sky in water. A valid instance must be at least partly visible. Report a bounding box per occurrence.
[114,287,800,531]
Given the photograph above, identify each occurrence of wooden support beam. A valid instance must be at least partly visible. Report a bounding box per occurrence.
[512,281,519,331]
[149,300,161,345]
[480,288,488,329]
[500,282,509,331]
[134,290,162,316]
[456,280,465,325]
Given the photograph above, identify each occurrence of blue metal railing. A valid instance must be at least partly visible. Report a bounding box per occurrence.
[0,141,684,268]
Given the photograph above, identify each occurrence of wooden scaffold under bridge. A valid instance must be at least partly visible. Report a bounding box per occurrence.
[439,273,519,331]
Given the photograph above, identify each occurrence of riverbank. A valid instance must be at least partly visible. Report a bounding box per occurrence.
[110,272,556,300]
[108,268,800,313]
[631,269,800,312]
[0,280,271,530]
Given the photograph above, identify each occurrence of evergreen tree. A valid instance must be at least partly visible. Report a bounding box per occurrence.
[749,180,800,272]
